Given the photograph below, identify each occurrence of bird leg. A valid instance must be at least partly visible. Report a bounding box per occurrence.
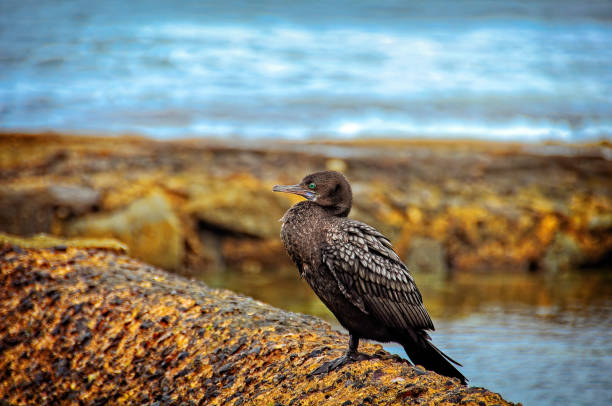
[310,334,376,375]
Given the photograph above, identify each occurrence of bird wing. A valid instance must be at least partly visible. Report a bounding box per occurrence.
[322,219,434,331]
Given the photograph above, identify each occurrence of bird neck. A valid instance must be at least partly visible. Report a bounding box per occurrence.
[323,201,351,217]
[284,200,350,222]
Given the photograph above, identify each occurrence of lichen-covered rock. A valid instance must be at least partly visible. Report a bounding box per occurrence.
[185,173,289,238]
[0,183,100,235]
[542,233,584,273]
[65,193,184,270]
[0,243,517,406]
[0,232,127,252]
[1,133,610,273]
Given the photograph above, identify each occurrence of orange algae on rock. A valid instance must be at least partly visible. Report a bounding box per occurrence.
[65,192,184,270]
[1,133,610,274]
[0,243,517,405]
[0,232,127,253]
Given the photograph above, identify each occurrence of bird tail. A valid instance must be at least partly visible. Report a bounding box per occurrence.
[401,331,467,385]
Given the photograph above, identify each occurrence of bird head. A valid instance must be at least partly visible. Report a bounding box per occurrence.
[273,171,352,216]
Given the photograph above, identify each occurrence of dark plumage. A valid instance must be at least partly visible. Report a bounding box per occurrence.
[273,171,466,384]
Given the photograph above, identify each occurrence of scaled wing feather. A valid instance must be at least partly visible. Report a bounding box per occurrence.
[323,219,434,331]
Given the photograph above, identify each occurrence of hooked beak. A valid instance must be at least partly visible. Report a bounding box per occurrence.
[272,184,315,200]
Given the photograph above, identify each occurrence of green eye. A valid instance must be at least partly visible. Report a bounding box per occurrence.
[308,182,316,190]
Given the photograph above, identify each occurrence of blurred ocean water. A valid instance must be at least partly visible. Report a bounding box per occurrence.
[1,0,611,140]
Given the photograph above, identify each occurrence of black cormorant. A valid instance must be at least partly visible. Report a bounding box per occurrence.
[273,170,466,384]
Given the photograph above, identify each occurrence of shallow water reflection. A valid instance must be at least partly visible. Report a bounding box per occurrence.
[199,268,612,405]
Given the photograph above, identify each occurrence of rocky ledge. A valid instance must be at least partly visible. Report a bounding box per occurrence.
[1,132,610,274]
[0,241,516,405]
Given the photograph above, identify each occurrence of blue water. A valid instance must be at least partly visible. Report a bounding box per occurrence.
[389,307,612,406]
[1,0,611,140]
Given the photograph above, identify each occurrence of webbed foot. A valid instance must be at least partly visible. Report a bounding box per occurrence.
[310,351,376,375]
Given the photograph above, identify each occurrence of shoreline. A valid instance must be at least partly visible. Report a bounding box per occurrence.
[3,128,611,146]
[2,131,611,274]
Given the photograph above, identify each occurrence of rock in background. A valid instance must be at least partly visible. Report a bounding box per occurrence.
[66,193,184,271]
[1,133,610,274]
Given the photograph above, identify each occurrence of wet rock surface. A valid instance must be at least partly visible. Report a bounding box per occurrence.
[0,243,516,405]
[66,193,184,270]
[0,132,610,273]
